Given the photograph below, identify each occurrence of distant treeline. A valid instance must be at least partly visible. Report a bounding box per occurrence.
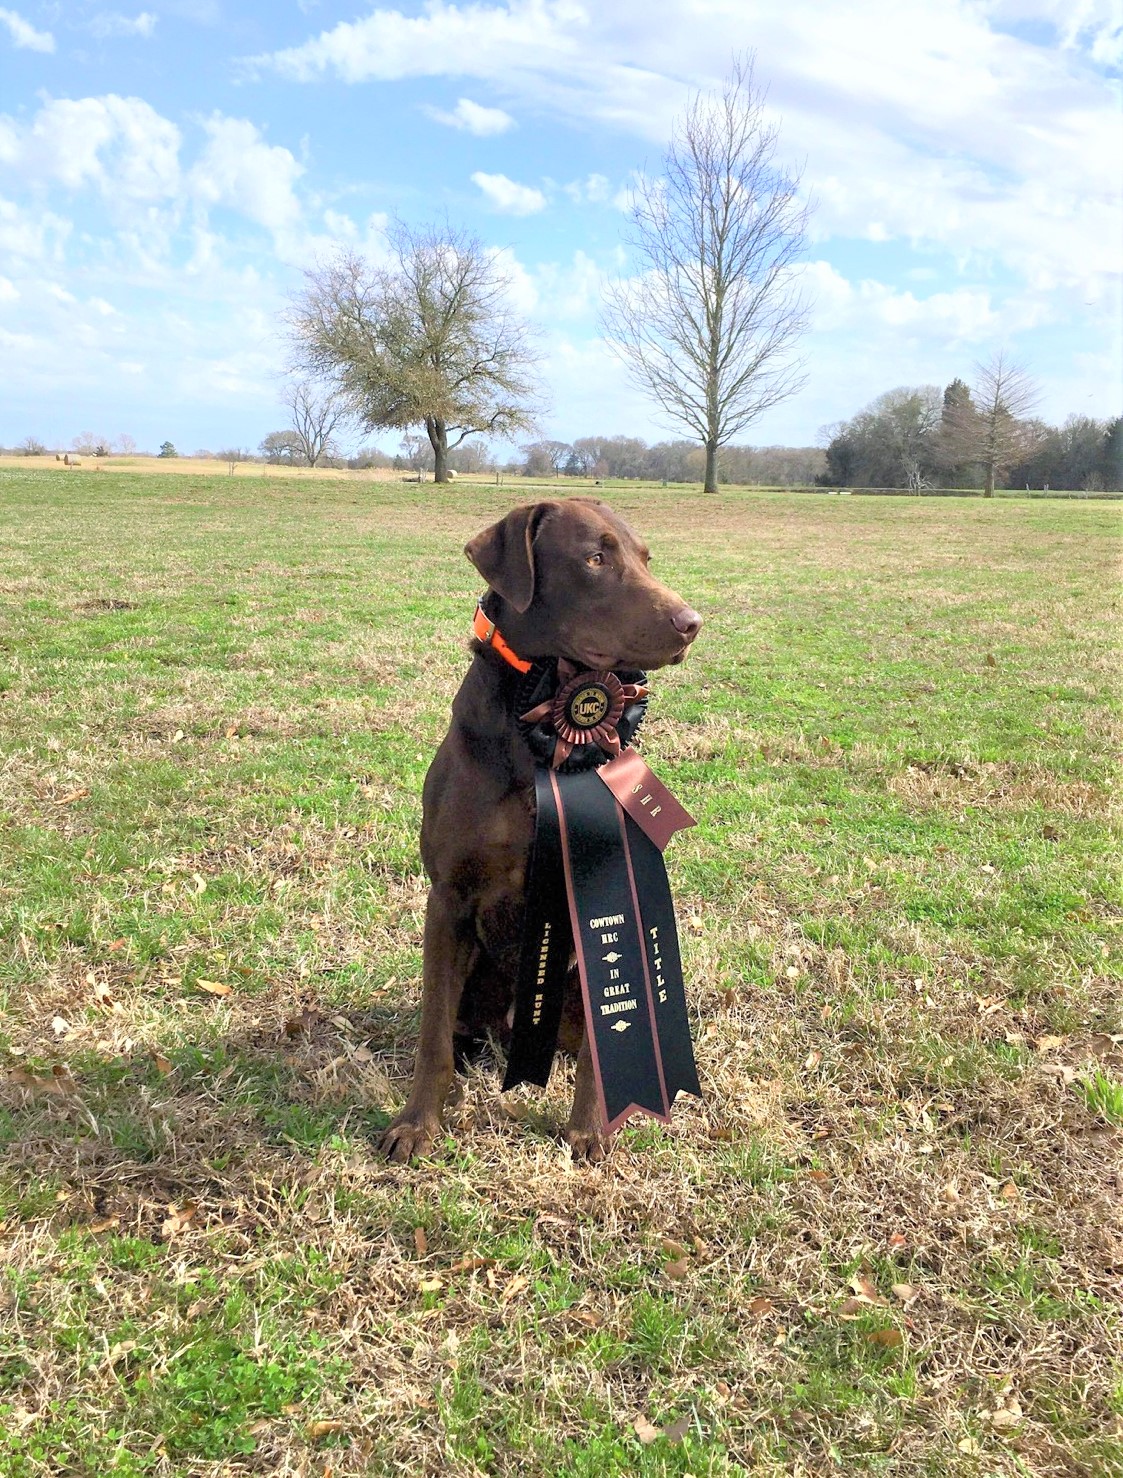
[818,382,1121,493]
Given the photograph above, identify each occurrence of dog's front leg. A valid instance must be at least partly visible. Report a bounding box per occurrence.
[380,884,475,1164]
[563,1031,609,1163]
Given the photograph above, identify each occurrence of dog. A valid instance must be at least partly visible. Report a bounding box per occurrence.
[379,498,702,1163]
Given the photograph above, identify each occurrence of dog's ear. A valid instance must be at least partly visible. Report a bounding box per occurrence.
[464,502,559,613]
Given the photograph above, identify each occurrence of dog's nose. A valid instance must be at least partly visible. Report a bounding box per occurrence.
[672,606,703,640]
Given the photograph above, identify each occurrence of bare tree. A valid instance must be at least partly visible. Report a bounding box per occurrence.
[399,431,434,477]
[289,221,540,483]
[947,352,1041,497]
[521,439,572,477]
[217,447,252,474]
[114,433,137,456]
[282,380,351,467]
[602,55,810,494]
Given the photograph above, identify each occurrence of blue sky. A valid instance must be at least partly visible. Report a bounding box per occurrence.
[0,0,1119,457]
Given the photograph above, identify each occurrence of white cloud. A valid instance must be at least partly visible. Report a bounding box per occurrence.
[0,95,181,201]
[247,0,588,84]
[89,12,158,39]
[0,95,327,267]
[188,116,306,257]
[986,0,1123,65]
[425,97,514,135]
[0,196,71,262]
[0,7,54,52]
[563,172,612,205]
[471,170,546,215]
[0,274,17,301]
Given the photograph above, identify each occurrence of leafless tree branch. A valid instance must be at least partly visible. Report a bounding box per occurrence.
[601,54,811,492]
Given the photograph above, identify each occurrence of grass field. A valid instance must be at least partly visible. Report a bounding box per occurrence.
[1,468,1120,1477]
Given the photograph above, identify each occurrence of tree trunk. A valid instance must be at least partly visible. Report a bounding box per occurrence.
[703,439,719,494]
[983,461,995,498]
[427,417,450,483]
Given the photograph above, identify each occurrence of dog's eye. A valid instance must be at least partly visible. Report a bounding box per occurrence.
[586,552,604,566]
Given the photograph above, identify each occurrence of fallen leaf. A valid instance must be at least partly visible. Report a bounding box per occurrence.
[448,1256,491,1275]
[161,1202,198,1239]
[103,1339,137,1369]
[413,1226,428,1257]
[806,1169,831,1184]
[633,1415,661,1445]
[665,1258,690,1281]
[500,1274,530,1304]
[866,1328,903,1348]
[87,973,121,1013]
[152,1052,172,1075]
[224,724,238,739]
[663,1415,690,1444]
[803,1049,823,1071]
[837,1297,867,1319]
[687,915,703,934]
[999,1182,1019,1202]
[985,653,997,667]
[891,1283,918,1305]
[1035,1034,1065,1053]
[55,787,89,806]
[191,874,207,895]
[107,938,127,953]
[986,1406,1022,1431]
[850,1274,887,1306]
[1087,1033,1122,1058]
[10,1067,75,1096]
[306,1419,346,1440]
[1040,1061,1077,1085]
[661,1238,688,1258]
[284,1007,320,1037]
[87,1216,120,1234]
[942,1181,962,1204]
[747,1296,773,1317]
[195,978,232,997]
[418,1276,444,1294]
[888,1232,908,1250]
[957,1436,982,1455]
[51,1016,70,1037]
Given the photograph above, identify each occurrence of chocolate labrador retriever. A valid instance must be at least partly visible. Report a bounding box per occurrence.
[379,498,702,1163]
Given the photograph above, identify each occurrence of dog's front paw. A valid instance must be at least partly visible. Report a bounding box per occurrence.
[562,1123,610,1163]
[379,1114,442,1165]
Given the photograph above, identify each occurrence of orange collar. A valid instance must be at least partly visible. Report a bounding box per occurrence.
[473,600,533,674]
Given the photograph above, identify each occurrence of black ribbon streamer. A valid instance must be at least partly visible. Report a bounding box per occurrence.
[503,717,701,1130]
[502,769,574,1090]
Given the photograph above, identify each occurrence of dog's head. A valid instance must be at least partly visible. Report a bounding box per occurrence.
[465,498,702,671]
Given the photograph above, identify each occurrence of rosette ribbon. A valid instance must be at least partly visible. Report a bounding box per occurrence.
[503,662,702,1132]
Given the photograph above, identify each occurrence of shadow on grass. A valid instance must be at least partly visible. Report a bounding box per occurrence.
[0,998,447,1237]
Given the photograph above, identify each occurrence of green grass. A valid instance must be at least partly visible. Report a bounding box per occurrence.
[1,467,1121,1475]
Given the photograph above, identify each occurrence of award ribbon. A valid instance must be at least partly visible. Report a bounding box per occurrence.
[503,662,702,1130]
